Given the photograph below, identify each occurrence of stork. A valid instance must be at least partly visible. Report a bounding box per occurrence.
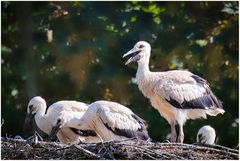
[123,41,225,143]
[196,125,216,144]
[24,96,100,144]
[49,100,150,141]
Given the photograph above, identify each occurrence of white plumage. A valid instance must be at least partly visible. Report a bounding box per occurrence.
[24,96,100,144]
[123,41,225,143]
[59,100,150,141]
[197,125,216,144]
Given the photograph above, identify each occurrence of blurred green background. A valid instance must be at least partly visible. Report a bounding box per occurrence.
[1,1,239,148]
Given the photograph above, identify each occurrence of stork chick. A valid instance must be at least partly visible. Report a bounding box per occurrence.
[50,100,150,141]
[197,125,216,144]
[123,41,225,143]
[24,96,100,144]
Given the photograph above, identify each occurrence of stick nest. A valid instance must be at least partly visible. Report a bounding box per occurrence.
[1,137,239,160]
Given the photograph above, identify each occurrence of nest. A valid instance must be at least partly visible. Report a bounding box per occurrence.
[1,137,239,160]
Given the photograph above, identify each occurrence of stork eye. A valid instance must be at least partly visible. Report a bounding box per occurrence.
[29,105,33,110]
[139,45,145,48]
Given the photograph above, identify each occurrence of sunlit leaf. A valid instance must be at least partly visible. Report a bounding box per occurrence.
[142,4,165,16]
[221,2,239,15]
[131,1,138,5]
[98,16,108,21]
[130,16,137,22]
[106,24,118,32]
[103,88,113,101]
[1,45,12,54]
[153,16,161,24]
[180,2,185,7]
[195,39,208,47]
[133,5,141,11]
[72,2,81,7]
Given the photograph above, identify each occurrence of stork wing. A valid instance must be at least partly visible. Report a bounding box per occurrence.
[97,103,149,140]
[49,101,88,114]
[154,72,222,110]
[64,101,88,112]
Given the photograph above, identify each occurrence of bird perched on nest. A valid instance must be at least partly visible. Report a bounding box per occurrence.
[123,41,225,143]
[196,125,216,144]
[49,100,150,142]
[24,96,101,144]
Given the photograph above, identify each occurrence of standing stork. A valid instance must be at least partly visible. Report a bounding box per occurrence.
[196,125,216,144]
[123,41,225,143]
[49,100,150,141]
[24,96,100,144]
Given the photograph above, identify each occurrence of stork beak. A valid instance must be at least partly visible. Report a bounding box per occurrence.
[23,112,35,131]
[48,122,62,140]
[123,48,141,65]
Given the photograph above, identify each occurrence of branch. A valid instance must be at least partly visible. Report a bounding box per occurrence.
[1,137,239,160]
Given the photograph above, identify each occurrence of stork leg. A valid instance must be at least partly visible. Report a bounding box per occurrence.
[170,122,177,142]
[177,124,184,143]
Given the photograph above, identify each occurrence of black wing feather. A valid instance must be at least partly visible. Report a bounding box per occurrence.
[70,128,97,137]
[101,114,149,140]
[165,74,223,109]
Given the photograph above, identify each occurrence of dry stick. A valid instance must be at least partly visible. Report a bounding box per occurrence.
[99,140,122,159]
[74,144,101,159]
[6,137,67,159]
[125,143,177,159]
[97,141,117,159]
[34,131,44,141]
[165,143,238,155]
[139,151,157,159]
[157,143,239,158]
[139,149,170,159]
[132,142,238,159]
[120,142,180,159]
[159,144,223,153]
[6,137,31,156]
[96,141,131,159]
[55,145,73,151]
[16,140,37,159]
[193,143,239,154]
[2,137,239,159]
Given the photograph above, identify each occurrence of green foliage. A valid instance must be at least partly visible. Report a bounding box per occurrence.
[195,39,208,47]
[142,3,166,16]
[1,45,12,54]
[1,1,238,148]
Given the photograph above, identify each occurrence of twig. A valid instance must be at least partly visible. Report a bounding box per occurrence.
[1,137,239,160]
[74,144,101,159]
[34,131,43,141]
[193,143,239,154]
[119,142,178,159]
[156,142,239,158]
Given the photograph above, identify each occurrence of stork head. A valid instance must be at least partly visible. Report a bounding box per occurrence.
[196,125,216,145]
[23,96,46,131]
[123,41,151,65]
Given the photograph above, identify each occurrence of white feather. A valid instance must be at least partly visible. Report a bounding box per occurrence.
[197,125,216,144]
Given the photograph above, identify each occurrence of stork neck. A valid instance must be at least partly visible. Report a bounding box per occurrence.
[35,103,47,118]
[136,56,150,80]
[34,104,49,133]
